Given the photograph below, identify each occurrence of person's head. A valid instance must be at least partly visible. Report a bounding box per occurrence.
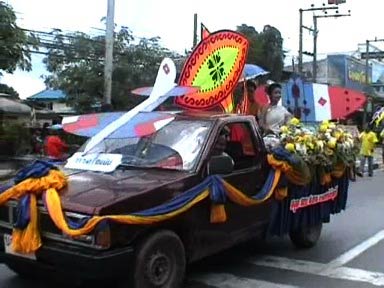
[43,122,50,130]
[364,124,371,133]
[245,80,257,103]
[266,83,282,106]
[213,126,230,155]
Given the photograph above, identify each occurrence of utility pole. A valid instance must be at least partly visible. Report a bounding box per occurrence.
[193,13,198,48]
[363,39,369,127]
[298,5,338,75]
[312,11,351,82]
[313,15,318,82]
[299,9,303,74]
[104,0,115,106]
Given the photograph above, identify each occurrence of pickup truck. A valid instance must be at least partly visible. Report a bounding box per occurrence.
[0,111,348,288]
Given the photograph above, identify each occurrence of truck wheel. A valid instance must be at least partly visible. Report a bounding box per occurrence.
[289,223,322,249]
[132,230,186,288]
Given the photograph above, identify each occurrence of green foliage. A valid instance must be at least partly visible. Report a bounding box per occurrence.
[43,27,181,113]
[0,1,39,75]
[237,24,285,81]
[0,122,31,155]
[0,83,19,98]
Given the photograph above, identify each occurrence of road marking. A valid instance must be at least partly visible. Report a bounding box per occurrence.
[189,272,300,288]
[249,256,384,286]
[249,256,327,275]
[327,229,384,268]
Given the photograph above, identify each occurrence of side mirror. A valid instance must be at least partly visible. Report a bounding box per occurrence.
[207,154,234,175]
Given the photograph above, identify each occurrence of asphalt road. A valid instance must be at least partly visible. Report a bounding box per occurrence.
[1,170,384,288]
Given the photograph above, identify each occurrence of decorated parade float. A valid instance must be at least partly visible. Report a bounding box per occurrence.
[0,29,360,287]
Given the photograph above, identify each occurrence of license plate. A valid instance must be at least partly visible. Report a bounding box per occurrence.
[3,234,36,260]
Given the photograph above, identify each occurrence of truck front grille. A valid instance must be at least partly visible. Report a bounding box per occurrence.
[0,200,98,249]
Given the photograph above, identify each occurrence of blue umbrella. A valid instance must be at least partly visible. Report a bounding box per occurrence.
[241,64,269,81]
[49,124,63,130]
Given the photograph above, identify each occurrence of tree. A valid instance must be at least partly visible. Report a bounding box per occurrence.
[43,27,180,113]
[0,1,38,75]
[237,24,285,81]
[0,83,19,98]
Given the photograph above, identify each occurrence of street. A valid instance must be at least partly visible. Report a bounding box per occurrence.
[1,170,384,288]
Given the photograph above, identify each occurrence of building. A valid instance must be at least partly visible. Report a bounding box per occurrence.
[293,54,371,92]
[27,89,74,114]
[0,96,31,127]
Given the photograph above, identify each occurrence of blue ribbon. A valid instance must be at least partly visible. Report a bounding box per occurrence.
[14,160,57,184]
[271,147,301,166]
[14,195,31,229]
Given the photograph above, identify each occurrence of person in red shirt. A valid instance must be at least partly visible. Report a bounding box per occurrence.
[44,126,69,160]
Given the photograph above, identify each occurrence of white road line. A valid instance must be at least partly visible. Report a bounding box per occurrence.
[249,256,384,286]
[327,229,384,268]
[189,272,300,288]
[328,267,384,286]
[249,256,327,275]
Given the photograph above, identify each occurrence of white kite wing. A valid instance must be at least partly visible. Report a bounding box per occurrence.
[82,58,177,154]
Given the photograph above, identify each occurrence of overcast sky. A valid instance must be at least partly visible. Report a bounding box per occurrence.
[2,0,383,99]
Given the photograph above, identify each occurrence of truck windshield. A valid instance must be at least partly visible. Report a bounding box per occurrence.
[77,119,212,171]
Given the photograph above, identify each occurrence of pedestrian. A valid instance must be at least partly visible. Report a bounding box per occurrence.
[31,129,43,155]
[357,125,378,177]
[380,128,384,165]
[44,125,69,160]
[41,122,50,143]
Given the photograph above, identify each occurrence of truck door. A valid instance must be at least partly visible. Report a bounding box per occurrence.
[216,121,274,240]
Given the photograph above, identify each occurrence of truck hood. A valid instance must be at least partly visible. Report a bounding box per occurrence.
[59,167,192,215]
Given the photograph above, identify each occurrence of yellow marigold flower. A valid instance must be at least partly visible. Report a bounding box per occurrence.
[289,117,300,126]
[319,125,328,132]
[280,125,289,133]
[327,138,337,149]
[285,143,295,152]
[333,131,341,139]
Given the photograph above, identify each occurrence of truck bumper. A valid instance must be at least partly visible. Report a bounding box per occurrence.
[0,235,135,279]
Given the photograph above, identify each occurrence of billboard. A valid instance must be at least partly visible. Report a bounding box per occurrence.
[327,55,346,86]
[371,62,384,83]
[327,55,371,91]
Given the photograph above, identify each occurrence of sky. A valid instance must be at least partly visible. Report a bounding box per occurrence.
[2,0,384,99]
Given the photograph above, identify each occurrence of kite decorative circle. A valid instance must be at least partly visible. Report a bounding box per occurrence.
[176,30,249,110]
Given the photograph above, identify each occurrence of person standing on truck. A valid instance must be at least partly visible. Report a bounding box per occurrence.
[357,125,378,177]
[258,82,292,135]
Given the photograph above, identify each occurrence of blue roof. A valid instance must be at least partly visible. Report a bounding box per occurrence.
[28,89,67,101]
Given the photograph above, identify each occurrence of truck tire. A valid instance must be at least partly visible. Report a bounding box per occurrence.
[289,223,322,249]
[131,230,186,288]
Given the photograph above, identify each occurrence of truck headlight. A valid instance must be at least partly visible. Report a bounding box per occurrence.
[95,222,111,249]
